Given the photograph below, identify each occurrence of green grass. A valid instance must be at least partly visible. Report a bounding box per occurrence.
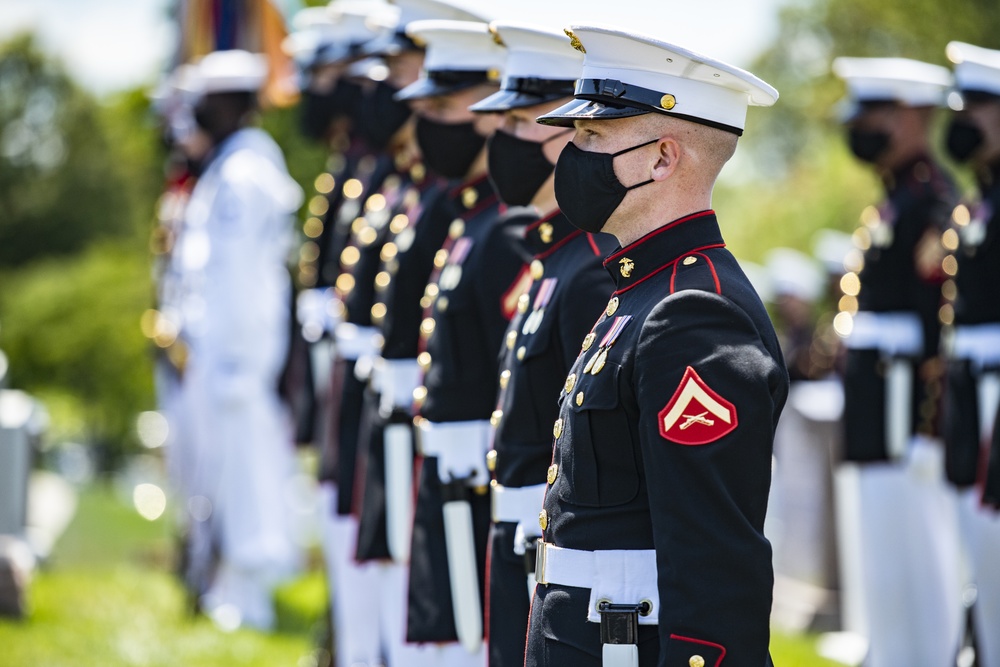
[0,482,843,667]
[0,484,324,667]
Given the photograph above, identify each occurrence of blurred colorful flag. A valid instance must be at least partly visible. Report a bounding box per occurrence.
[175,0,298,107]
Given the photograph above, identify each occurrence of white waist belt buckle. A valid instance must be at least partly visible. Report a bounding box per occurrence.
[418,419,492,485]
[534,542,659,626]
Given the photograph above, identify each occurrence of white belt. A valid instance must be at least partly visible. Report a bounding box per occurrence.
[535,542,659,625]
[334,323,381,361]
[949,323,1000,369]
[375,358,422,411]
[490,482,547,525]
[846,311,923,355]
[417,419,492,485]
[296,287,341,336]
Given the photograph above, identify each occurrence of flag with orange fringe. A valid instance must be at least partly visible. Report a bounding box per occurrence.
[174,0,298,107]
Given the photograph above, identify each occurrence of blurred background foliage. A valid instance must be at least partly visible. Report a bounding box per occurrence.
[1,0,999,465]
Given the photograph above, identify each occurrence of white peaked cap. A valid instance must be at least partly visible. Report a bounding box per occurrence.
[188,50,268,95]
[285,1,395,67]
[392,0,489,27]
[537,25,777,135]
[470,22,583,112]
[766,247,824,302]
[947,41,1000,97]
[408,19,505,73]
[832,57,952,108]
[395,20,504,99]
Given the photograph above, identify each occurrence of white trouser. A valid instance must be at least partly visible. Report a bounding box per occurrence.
[318,484,381,666]
[854,436,963,667]
[957,489,1000,667]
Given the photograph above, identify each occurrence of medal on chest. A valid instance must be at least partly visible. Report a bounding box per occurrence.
[438,236,474,291]
[868,202,896,249]
[521,278,558,335]
[582,314,632,376]
[961,200,993,253]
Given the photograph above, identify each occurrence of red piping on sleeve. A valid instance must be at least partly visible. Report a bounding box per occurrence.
[669,634,727,667]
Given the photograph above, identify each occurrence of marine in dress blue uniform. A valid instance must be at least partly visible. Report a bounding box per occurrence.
[832,57,963,667]
[523,26,786,667]
[941,41,1000,667]
[462,22,617,667]
[390,18,527,665]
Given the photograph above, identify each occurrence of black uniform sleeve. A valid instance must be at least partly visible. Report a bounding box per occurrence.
[634,290,782,666]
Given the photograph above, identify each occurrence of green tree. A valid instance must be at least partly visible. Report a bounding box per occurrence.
[0,35,138,268]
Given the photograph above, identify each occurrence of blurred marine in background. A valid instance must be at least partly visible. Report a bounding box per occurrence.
[942,40,1000,667]
[833,56,962,667]
[172,49,304,630]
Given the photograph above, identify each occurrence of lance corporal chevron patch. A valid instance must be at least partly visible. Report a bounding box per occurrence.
[658,366,738,445]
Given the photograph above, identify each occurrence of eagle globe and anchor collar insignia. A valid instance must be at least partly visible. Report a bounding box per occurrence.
[659,366,738,445]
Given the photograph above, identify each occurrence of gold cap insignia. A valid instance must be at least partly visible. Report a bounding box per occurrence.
[619,257,635,278]
[565,29,586,53]
[488,24,505,46]
[539,222,554,244]
[660,94,676,110]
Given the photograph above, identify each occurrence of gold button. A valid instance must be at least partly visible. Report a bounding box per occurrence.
[581,332,596,352]
[547,464,558,485]
[420,317,436,337]
[506,330,518,350]
[434,248,449,269]
[564,373,576,394]
[490,409,503,427]
[683,256,697,266]
[606,296,619,316]
[486,449,498,472]
[575,391,584,406]
[412,386,427,406]
[539,222,553,244]
[517,293,530,314]
[499,369,511,389]
[437,296,449,312]
[517,346,527,361]
[449,218,465,239]
[530,259,544,280]
[417,351,432,369]
[660,94,677,110]
[552,418,563,439]
[462,187,478,209]
[538,509,548,531]
[689,656,705,667]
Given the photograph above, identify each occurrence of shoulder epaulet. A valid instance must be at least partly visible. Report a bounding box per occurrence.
[668,251,722,296]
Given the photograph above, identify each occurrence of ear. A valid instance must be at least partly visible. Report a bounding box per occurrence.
[650,136,680,182]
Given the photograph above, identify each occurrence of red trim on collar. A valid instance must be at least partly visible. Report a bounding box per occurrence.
[669,634,727,667]
[586,233,602,256]
[448,173,489,198]
[614,242,725,296]
[605,210,715,265]
[525,209,560,232]
[536,229,583,260]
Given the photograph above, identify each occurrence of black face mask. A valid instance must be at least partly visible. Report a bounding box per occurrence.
[299,79,363,140]
[415,116,486,179]
[553,139,658,233]
[487,129,570,206]
[847,127,891,163]
[356,81,412,150]
[945,118,984,163]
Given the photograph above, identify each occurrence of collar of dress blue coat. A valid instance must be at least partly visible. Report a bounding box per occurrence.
[524,210,581,257]
[603,209,725,294]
